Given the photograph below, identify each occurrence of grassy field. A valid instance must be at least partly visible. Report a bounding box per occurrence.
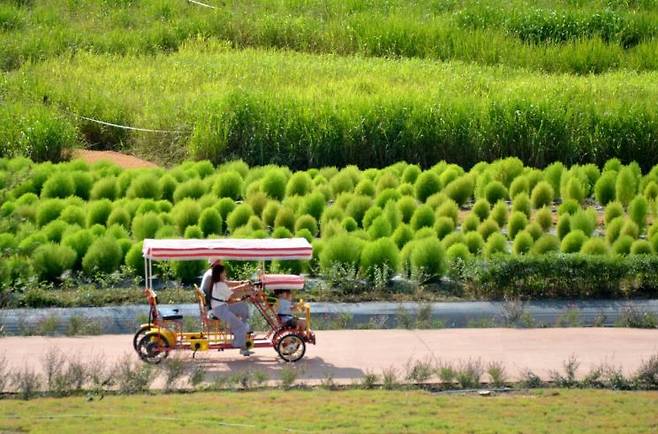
[1,0,656,74]
[4,45,658,168]
[1,389,657,433]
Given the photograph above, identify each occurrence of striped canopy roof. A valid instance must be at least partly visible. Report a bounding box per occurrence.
[142,238,313,261]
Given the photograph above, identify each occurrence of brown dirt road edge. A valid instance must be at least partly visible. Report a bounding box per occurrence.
[74,150,158,169]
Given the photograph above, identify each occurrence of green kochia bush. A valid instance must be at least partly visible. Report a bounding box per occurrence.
[131,212,162,240]
[172,199,201,233]
[414,171,441,202]
[32,243,76,282]
[40,172,75,199]
[409,237,447,279]
[199,208,222,236]
[82,236,123,274]
[360,237,400,280]
[36,199,65,227]
[90,177,118,201]
[86,199,113,227]
[561,230,588,253]
[213,171,243,200]
[530,181,554,209]
[127,173,161,199]
[319,234,363,272]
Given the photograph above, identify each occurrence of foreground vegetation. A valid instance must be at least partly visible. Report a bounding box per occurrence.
[3,156,658,304]
[2,0,656,74]
[4,44,658,167]
[1,388,657,433]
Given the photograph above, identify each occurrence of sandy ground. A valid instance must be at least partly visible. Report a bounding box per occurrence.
[74,150,158,169]
[2,329,656,383]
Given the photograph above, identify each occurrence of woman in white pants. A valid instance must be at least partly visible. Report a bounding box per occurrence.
[209,264,255,356]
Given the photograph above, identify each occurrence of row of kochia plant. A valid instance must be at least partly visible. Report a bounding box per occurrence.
[2,156,658,286]
[2,0,657,74]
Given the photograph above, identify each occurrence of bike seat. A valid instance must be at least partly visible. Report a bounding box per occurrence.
[159,308,183,321]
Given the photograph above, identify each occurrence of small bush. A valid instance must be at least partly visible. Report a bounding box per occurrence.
[355,179,376,197]
[60,205,86,227]
[562,176,586,204]
[298,192,325,221]
[36,198,65,227]
[620,219,639,239]
[615,167,637,206]
[158,174,177,202]
[487,361,507,388]
[534,206,553,232]
[212,171,243,200]
[410,204,435,231]
[345,195,373,226]
[294,214,318,236]
[86,199,113,227]
[397,196,417,223]
[444,175,474,206]
[410,237,447,279]
[360,237,400,280]
[484,232,508,257]
[531,234,560,255]
[172,199,201,234]
[513,231,534,255]
[436,200,459,225]
[414,171,441,202]
[464,231,485,255]
[471,198,490,221]
[215,197,236,221]
[286,172,312,197]
[197,208,222,236]
[477,218,500,241]
[173,178,206,203]
[41,172,75,199]
[571,208,597,236]
[509,176,529,198]
[341,216,358,232]
[507,211,527,240]
[90,177,118,201]
[130,212,162,240]
[604,201,624,225]
[392,224,413,249]
[555,213,570,240]
[127,173,161,199]
[628,195,648,230]
[319,234,363,272]
[43,220,68,243]
[33,243,76,282]
[433,216,455,240]
[581,237,608,255]
[446,243,470,262]
[261,169,287,201]
[82,236,123,274]
[612,235,634,255]
[511,193,531,218]
[461,213,479,233]
[630,239,652,255]
[531,181,554,209]
[558,199,579,216]
[368,215,392,239]
[560,230,588,253]
[456,359,483,389]
[490,201,508,228]
[484,181,508,204]
[594,172,616,205]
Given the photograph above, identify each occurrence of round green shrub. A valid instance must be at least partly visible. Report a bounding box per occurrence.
[434,216,455,240]
[135,199,158,215]
[477,218,500,241]
[375,188,402,208]
[530,181,554,209]
[402,165,421,184]
[580,237,608,255]
[295,214,318,236]
[156,225,178,238]
[261,201,280,228]
[41,172,75,199]
[628,195,648,230]
[61,229,94,267]
[226,203,254,233]
[436,200,459,225]
[490,201,508,228]
[107,224,129,240]
[440,232,464,250]
[511,193,531,218]
[484,181,508,204]
[215,197,236,221]
[560,230,588,253]
[425,192,448,210]
[173,178,206,203]
[643,181,658,202]
[43,220,68,243]
[471,198,490,221]
[444,175,474,206]
[329,171,355,197]
[392,224,413,249]
[158,174,177,202]
[512,231,533,255]
[604,158,622,172]
[127,173,161,199]
[246,191,268,217]
[509,176,529,198]
[360,237,400,280]
[212,171,243,200]
[86,199,113,227]
[131,212,162,240]
[32,243,76,282]
[319,234,363,272]
[630,239,652,255]
[341,216,358,232]
[382,201,402,229]
[604,201,624,225]
[594,172,616,206]
[295,228,314,243]
[36,199,65,227]
[461,213,479,233]
[606,216,624,244]
[410,205,435,231]
[410,237,447,279]
[346,195,373,226]
[360,207,381,232]
[650,233,658,254]
[534,206,552,232]
[355,179,376,197]
[18,233,47,255]
[124,241,144,275]
[286,172,313,197]
[615,167,637,206]
[531,234,560,255]
[396,196,417,223]
[414,171,441,202]
[570,208,597,236]
[414,228,436,239]
[16,193,39,206]
[183,225,203,239]
[171,199,201,234]
[70,171,93,200]
[376,172,399,194]
[0,233,16,252]
[90,177,118,201]
[558,199,579,216]
[298,192,325,221]
[508,211,528,240]
[107,207,131,229]
[525,222,543,241]
[89,224,106,237]
[199,208,222,236]
[484,232,508,257]
[612,235,633,255]
[261,169,287,201]
[439,166,461,187]
[446,243,470,262]
[556,213,571,240]
[368,215,392,239]
[273,206,295,232]
[173,260,206,284]
[246,216,265,232]
[561,176,586,204]
[620,219,639,239]
[60,205,86,227]
[397,183,414,196]
[464,231,485,254]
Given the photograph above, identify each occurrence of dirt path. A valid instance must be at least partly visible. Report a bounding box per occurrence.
[2,329,656,383]
[74,150,158,169]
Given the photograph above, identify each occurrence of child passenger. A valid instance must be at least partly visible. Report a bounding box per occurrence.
[275,289,306,332]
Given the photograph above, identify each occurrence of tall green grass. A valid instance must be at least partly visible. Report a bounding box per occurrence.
[7,45,657,169]
[1,0,656,74]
